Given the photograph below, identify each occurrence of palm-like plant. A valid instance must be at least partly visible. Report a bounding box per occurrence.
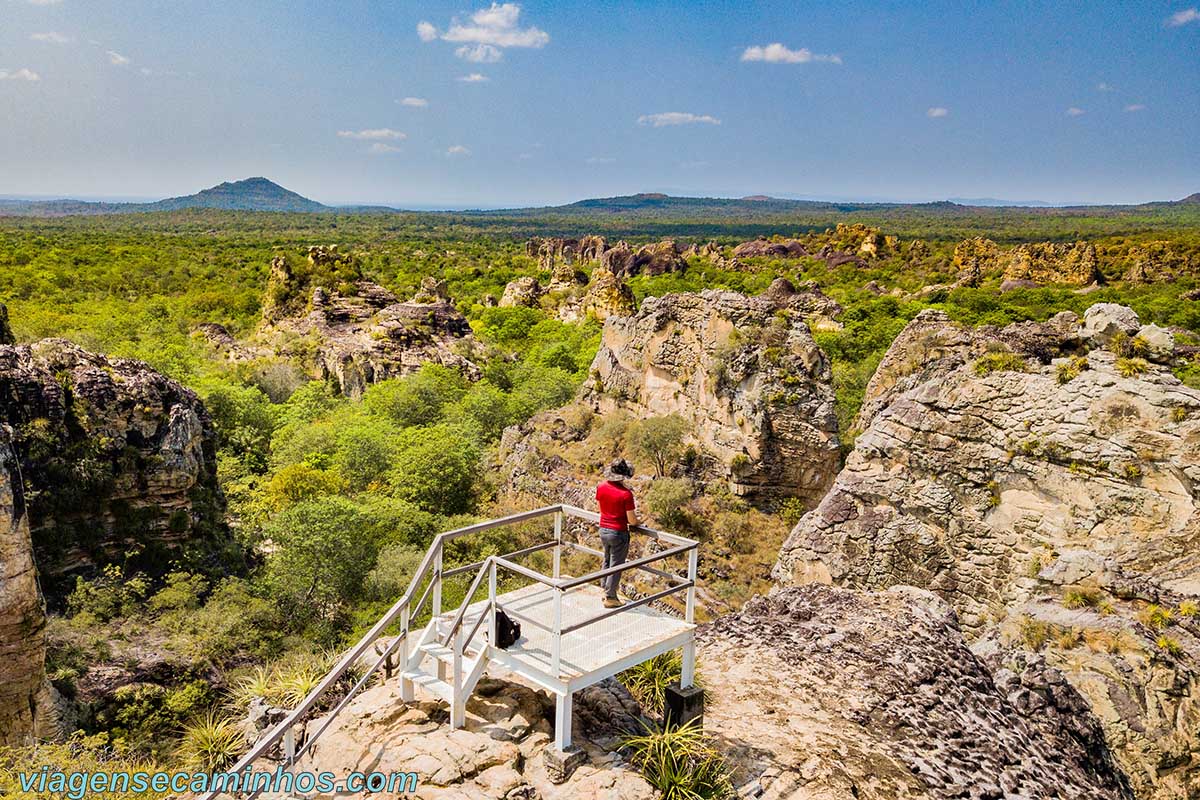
[623,720,733,800]
[178,711,245,773]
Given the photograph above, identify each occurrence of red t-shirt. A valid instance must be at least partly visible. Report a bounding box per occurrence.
[596,481,636,531]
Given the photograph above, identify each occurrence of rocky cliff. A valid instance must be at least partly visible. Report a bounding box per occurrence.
[582,282,841,502]
[0,338,237,600]
[0,423,51,746]
[774,304,1200,799]
[700,584,1132,799]
[260,248,481,398]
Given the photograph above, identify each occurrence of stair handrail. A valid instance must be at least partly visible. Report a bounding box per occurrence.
[440,555,493,647]
[199,505,565,800]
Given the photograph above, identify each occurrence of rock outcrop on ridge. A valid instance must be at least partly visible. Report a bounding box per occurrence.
[699,584,1133,799]
[773,303,1200,799]
[260,248,481,398]
[0,423,51,746]
[0,337,236,600]
[582,282,841,502]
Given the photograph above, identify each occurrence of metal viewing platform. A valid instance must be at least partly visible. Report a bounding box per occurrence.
[202,504,699,799]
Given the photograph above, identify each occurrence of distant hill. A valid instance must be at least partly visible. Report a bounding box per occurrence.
[0,177,326,216]
[1178,192,1200,204]
[148,177,326,212]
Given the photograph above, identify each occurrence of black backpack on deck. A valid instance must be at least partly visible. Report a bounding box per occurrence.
[494,608,521,649]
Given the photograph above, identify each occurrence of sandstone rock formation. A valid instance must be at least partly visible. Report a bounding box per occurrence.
[1004,241,1100,286]
[499,276,542,308]
[0,424,51,746]
[525,235,686,279]
[952,237,1001,287]
[1124,241,1199,284]
[260,250,481,398]
[583,286,840,502]
[0,338,236,600]
[275,677,653,800]
[699,584,1132,799]
[774,304,1200,798]
[567,265,636,322]
[732,238,809,259]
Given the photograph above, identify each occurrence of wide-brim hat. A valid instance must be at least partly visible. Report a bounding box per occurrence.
[604,459,634,481]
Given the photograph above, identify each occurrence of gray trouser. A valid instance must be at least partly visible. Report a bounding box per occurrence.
[599,527,631,599]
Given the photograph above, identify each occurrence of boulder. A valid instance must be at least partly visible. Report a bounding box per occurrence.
[575,265,635,322]
[499,277,543,308]
[582,287,840,502]
[732,239,810,259]
[1081,303,1142,346]
[629,239,687,277]
[1137,323,1176,359]
[699,584,1132,800]
[952,237,1001,287]
[0,338,238,600]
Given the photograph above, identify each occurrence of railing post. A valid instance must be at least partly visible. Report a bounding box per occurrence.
[685,546,698,624]
[551,588,563,677]
[488,558,497,645]
[399,605,414,702]
[451,625,465,728]
[433,542,443,626]
[283,726,295,766]
[553,510,563,579]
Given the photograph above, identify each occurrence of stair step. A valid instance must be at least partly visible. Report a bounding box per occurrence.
[401,670,454,703]
[420,642,454,660]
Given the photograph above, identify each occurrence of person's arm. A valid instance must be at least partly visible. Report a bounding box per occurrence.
[626,494,639,527]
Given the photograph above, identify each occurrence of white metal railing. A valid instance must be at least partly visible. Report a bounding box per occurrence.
[201,504,698,800]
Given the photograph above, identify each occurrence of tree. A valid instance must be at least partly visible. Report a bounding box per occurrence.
[389,425,482,515]
[627,414,690,477]
[264,498,380,625]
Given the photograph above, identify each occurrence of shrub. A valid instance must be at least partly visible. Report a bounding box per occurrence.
[779,497,807,528]
[363,366,468,428]
[619,650,701,716]
[1056,627,1084,649]
[627,415,690,477]
[1056,356,1089,384]
[177,711,244,773]
[1063,586,1103,609]
[0,731,171,799]
[66,565,149,622]
[147,571,209,613]
[366,543,427,600]
[643,478,694,530]
[1178,600,1198,618]
[1156,636,1183,657]
[713,511,756,555]
[623,720,734,800]
[1122,463,1143,481]
[1115,357,1150,378]
[1018,617,1052,650]
[1172,406,1189,423]
[973,351,1028,377]
[1140,604,1174,630]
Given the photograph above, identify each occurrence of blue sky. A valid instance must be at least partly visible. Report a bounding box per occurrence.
[1,0,1197,207]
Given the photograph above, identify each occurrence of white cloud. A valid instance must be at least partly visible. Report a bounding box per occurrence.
[1097,82,1115,92]
[637,112,721,127]
[456,43,503,62]
[337,128,407,140]
[399,96,428,107]
[367,143,403,155]
[1167,7,1199,26]
[586,156,616,164]
[457,72,489,82]
[106,50,131,66]
[0,68,40,81]
[30,31,72,44]
[417,21,439,42]
[446,145,471,156]
[517,152,534,160]
[741,43,841,65]
[420,3,548,61]
[26,0,63,5]
[926,107,949,118]
[1124,103,1147,112]
[1066,106,1086,116]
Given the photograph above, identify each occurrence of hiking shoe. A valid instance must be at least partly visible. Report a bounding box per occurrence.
[603,596,622,609]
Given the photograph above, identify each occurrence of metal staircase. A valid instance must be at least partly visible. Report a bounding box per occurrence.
[200,504,699,800]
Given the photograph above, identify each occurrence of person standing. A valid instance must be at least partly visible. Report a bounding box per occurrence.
[595,458,639,608]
